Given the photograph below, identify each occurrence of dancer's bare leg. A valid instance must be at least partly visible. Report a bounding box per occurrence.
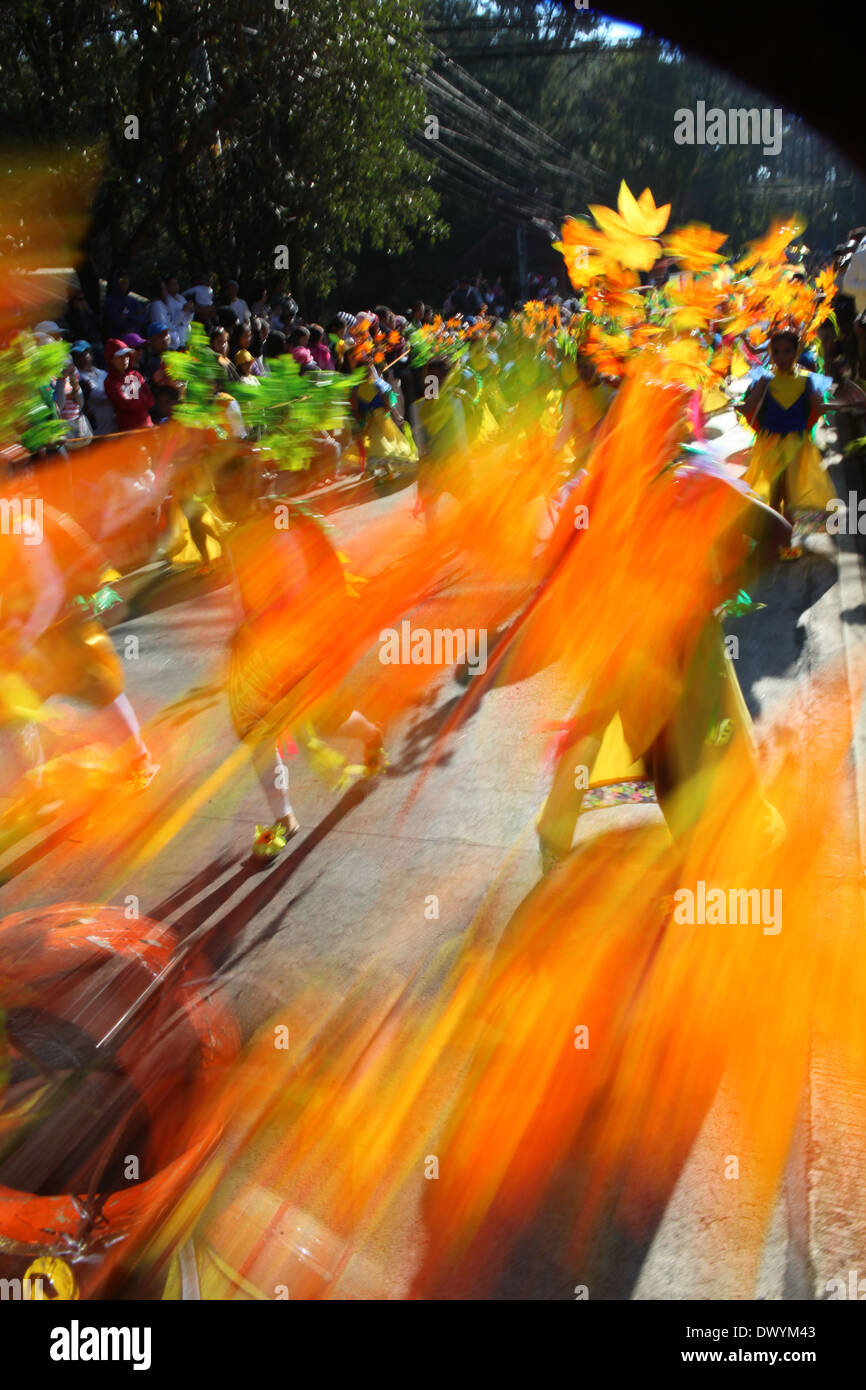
[250,737,299,831]
[536,732,602,863]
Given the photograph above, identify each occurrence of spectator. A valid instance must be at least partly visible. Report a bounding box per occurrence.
[65,287,102,352]
[250,284,270,321]
[147,275,189,350]
[141,322,172,384]
[235,349,259,386]
[263,329,286,360]
[152,382,181,424]
[71,341,117,435]
[183,272,217,327]
[33,319,63,344]
[216,304,239,333]
[271,297,298,334]
[209,326,240,380]
[122,332,146,371]
[223,280,251,326]
[229,321,253,361]
[308,324,333,371]
[450,275,483,319]
[288,325,314,370]
[104,338,154,430]
[103,270,146,339]
[53,354,92,446]
[842,231,866,315]
[249,317,268,376]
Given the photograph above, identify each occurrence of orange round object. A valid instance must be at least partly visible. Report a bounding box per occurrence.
[0,903,238,1261]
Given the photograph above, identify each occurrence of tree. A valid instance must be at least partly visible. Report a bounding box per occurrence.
[0,0,443,300]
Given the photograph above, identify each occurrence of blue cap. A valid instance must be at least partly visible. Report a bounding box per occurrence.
[71,340,91,354]
[147,321,169,336]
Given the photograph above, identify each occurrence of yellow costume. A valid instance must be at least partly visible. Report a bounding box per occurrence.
[744,371,833,518]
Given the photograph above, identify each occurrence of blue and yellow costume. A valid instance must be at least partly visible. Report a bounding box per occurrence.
[352,374,416,471]
[742,369,833,526]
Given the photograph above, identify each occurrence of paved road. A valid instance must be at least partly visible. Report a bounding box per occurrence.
[1,453,863,1299]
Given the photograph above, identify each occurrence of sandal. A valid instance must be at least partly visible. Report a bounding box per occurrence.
[251,813,300,860]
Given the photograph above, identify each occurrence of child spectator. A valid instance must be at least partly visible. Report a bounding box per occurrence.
[289,325,313,370]
[235,349,259,385]
[122,332,146,371]
[104,339,154,430]
[308,324,333,371]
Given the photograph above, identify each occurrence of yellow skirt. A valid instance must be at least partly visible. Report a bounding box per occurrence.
[20,613,125,709]
[363,411,417,466]
[745,431,834,513]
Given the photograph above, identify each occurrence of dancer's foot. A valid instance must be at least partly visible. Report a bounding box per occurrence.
[251,813,300,860]
[363,727,389,777]
[125,751,161,792]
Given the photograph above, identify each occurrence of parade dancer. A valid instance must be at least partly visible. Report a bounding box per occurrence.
[738,324,844,558]
[213,451,386,859]
[1,498,158,835]
[534,452,790,872]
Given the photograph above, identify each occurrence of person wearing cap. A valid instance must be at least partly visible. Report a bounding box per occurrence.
[122,332,147,375]
[141,322,172,385]
[234,348,259,386]
[33,320,63,345]
[104,339,154,431]
[71,342,117,436]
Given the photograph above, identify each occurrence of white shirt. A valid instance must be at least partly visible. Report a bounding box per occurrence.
[227,297,250,325]
[79,366,117,434]
[148,295,191,350]
[183,284,214,307]
[842,238,866,315]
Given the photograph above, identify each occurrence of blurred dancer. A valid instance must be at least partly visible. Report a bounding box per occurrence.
[213,450,386,859]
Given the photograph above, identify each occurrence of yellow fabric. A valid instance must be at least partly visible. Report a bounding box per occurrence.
[0,671,47,725]
[768,371,809,410]
[590,711,647,786]
[745,431,834,510]
[162,501,226,564]
[20,614,125,708]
